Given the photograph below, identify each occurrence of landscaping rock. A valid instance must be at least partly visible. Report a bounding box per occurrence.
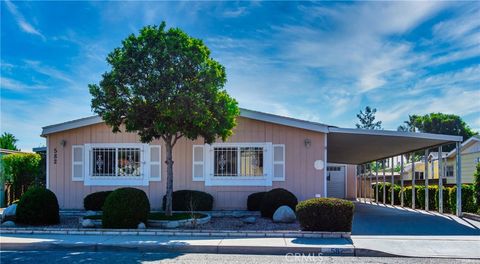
[242,216,256,224]
[137,222,146,229]
[2,204,17,222]
[85,210,98,217]
[81,219,95,228]
[1,221,15,227]
[272,205,296,223]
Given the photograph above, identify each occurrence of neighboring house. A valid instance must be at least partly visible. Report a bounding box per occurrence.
[402,152,448,181]
[445,136,480,184]
[41,108,462,210]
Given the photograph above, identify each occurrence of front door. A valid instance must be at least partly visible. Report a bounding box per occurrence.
[327,165,346,198]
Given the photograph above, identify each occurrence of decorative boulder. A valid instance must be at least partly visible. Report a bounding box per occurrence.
[242,216,256,224]
[1,221,15,227]
[81,219,95,228]
[2,204,17,222]
[137,222,146,229]
[272,205,296,223]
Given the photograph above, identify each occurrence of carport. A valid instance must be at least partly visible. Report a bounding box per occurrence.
[326,128,463,216]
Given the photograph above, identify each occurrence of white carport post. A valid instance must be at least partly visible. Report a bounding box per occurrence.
[400,156,404,207]
[375,161,379,203]
[368,165,372,203]
[438,146,443,213]
[391,157,394,206]
[456,142,462,216]
[364,164,368,203]
[424,149,429,211]
[412,153,416,209]
[382,160,386,204]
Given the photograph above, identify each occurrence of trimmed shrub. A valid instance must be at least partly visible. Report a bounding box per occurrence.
[388,185,401,205]
[296,198,354,232]
[260,188,298,218]
[16,187,59,225]
[83,191,113,211]
[448,185,477,214]
[474,163,480,213]
[102,188,150,228]
[417,185,438,210]
[399,186,413,208]
[415,186,426,209]
[435,186,451,213]
[247,192,267,211]
[162,190,214,211]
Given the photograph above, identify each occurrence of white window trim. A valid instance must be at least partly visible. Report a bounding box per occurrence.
[192,145,205,181]
[272,144,285,181]
[72,145,84,181]
[84,143,149,186]
[204,142,273,186]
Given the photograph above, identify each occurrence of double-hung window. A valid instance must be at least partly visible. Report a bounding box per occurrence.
[213,147,264,177]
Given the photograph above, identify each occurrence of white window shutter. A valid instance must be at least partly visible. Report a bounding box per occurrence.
[273,144,285,181]
[149,145,161,181]
[193,145,205,181]
[72,145,84,181]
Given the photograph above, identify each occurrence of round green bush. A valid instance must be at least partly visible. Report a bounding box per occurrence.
[296,198,354,232]
[16,187,59,225]
[84,191,113,211]
[162,190,214,211]
[247,191,267,211]
[102,188,150,228]
[260,188,298,218]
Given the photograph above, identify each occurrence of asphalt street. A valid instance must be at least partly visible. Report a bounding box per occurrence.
[1,251,479,264]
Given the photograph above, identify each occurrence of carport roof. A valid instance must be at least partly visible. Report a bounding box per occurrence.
[327,127,462,164]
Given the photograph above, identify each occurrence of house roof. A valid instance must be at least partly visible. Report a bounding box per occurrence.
[41,108,463,165]
[41,108,330,136]
[446,136,480,158]
[428,152,448,160]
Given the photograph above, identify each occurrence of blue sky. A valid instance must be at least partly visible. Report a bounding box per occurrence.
[1,1,479,151]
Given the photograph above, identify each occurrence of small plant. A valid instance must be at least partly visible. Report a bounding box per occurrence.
[247,191,267,211]
[16,187,59,225]
[102,188,150,228]
[296,198,354,232]
[83,191,113,211]
[162,190,214,211]
[260,188,298,218]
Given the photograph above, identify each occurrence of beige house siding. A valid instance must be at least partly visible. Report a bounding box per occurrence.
[445,152,480,184]
[46,116,353,210]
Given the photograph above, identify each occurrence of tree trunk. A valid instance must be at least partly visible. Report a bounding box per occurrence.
[164,141,174,216]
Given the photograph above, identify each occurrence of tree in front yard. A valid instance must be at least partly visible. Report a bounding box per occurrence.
[474,163,480,214]
[1,153,41,203]
[89,22,239,216]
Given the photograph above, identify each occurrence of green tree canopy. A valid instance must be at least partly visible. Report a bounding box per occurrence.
[1,153,41,202]
[89,22,239,215]
[0,132,19,150]
[411,113,477,141]
[356,106,382,130]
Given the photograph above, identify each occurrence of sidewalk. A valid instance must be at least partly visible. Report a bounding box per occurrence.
[0,233,354,256]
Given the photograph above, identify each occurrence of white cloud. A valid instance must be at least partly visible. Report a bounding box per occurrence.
[4,0,46,40]
[0,77,48,92]
[223,7,247,18]
[24,60,74,83]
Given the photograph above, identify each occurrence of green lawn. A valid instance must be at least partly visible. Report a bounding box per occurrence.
[84,212,207,221]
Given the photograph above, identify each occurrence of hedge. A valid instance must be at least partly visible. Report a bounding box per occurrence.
[434,186,452,213]
[83,191,113,211]
[296,198,354,232]
[102,188,150,228]
[162,190,214,211]
[448,185,477,214]
[474,163,480,214]
[16,187,59,225]
[247,192,267,211]
[416,185,438,210]
[260,188,298,218]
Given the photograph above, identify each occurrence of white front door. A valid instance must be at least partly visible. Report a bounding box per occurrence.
[327,165,346,198]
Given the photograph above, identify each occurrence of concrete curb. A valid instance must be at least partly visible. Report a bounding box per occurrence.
[0,241,355,256]
[0,227,350,239]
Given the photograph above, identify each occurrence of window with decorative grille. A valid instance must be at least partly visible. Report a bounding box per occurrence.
[214,147,264,177]
[92,147,141,177]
